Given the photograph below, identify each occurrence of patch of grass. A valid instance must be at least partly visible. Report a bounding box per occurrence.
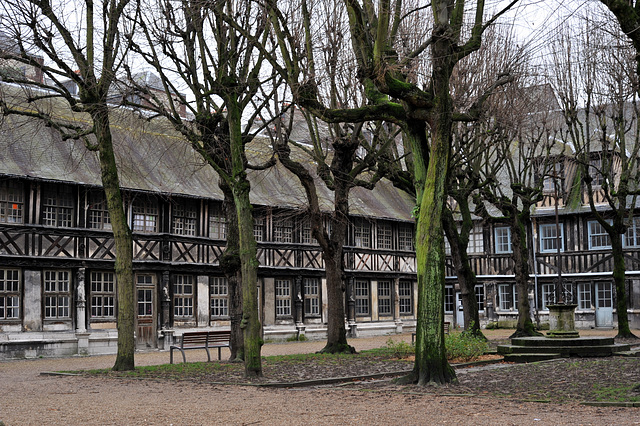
[445,332,489,362]
[285,334,309,342]
[592,384,640,402]
[384,338,415,359]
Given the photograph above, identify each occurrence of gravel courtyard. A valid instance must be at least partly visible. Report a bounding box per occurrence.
[1,330,639,425]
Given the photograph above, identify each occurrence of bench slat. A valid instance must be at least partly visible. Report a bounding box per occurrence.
[170,330,231,364]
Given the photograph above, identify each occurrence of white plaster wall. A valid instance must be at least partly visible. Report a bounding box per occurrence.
[23,270,42,332]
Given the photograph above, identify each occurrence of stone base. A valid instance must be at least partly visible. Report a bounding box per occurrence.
[547,330,580,339]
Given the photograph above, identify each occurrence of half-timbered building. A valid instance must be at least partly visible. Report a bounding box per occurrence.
[1,83,639,359]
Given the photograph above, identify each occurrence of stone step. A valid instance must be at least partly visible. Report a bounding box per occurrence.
[510,336,615,347]
[503,353,562,363]
[497,343,631,357]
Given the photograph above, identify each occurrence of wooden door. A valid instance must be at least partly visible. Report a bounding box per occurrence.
[136,273,157,349]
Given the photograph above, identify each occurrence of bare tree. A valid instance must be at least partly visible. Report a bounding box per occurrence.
[124,0,280,376]
[551,17,639,338]
[265,0,517,385]
[0,0,137,370]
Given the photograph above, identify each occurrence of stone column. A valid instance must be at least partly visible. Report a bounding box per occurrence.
[294,276,305,338]
[346,276,357,337]
[393,278,402,333]
[75,267,87,332]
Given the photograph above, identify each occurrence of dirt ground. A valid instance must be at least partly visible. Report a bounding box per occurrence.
[1,329,639,425]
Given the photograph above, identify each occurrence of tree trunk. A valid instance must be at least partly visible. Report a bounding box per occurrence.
[92,107,135,371]
[219,181,244,361]
[320,247,352,353]
[443,209,483,337]
[611,234,635,338]
[227,100,262,377]
[510,210,540,338]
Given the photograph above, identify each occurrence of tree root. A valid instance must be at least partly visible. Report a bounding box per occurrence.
[317,342,356,354]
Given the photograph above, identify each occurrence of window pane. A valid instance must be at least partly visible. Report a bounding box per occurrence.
[355,280,369,315]
[378,281,392,315]
[210,277,229,317]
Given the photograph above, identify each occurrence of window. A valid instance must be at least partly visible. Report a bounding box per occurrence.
[399,280,413,315]
[209,203,227,240]
[467,224,484,254]
[275,279,292,317]
[398,225,414,251]
[543,161,564,193]
[172,202,197,236]
[444,286,454,313]
[589,157,604,187]
[173,275,194,318]
[377,223,392,250]
[539,223,564,253]
[355,280,370,315]
[0,180,24,224]
[300,219,316,245]
[494,226,512,254]
[378,280,392,316]
[498,284,517,311]
[353,220,371,248]
[88,192,111,230]
[577,283,592,310]
[253,216,264,242]
[42,185,74,227]
[303,278,320,316]
[624,217,640,248]
[273,217,293,243]
[475,284,485,311]
[0,268,20,320]
[132,199,158,233]
[541,283,555,310]
[210,277,228,318]
[44,270,71,319]
[588,220,611,250]
[90,271,115,319]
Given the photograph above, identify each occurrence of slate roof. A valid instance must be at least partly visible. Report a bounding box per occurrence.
[0,83,415,222]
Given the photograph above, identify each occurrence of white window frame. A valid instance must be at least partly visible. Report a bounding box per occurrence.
[132,199,158,233]
[42,185,74,228]
[467,224,484,254]
[577,282,592,310]
[275,279,292,317]
[377,280,392,316]
[173,274,194,318]
[588,220,612,250]
[44,270,71,319]
[354,280,370,315]
[90,271,115,319]
[377,223,393,250]
[172,202,198,236]
[303,278,320,316]
[541,283,556,310]
[475,284,485,312]
[0,268,20,320]
[624,217,640,248]
[353,220,371,248]
[494,226,512,254]
[210,277,229,318]
[539,223,564,253]
[498,284,517,311]
[398,225,414,251]
[273,217,293,243]
[88,192,111,230]
[399,280,413,315]
[0,180,24,224]
[208,203,227,240]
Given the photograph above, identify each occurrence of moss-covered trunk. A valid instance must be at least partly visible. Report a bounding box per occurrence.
[92,107,135,371]
[219,180,244,361]
[443,207,483,337]
[227,100,262,376]
[611,233,634,338]
[510,210,540,338]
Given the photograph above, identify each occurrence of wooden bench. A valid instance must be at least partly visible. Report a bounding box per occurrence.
[411,322,450,344]
[170,330,231,364]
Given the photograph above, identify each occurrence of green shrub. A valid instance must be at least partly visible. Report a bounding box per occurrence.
[445,332,488,362]
[385,337,415,359]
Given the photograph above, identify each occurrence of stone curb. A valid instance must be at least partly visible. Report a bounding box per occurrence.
[580,401,640,407]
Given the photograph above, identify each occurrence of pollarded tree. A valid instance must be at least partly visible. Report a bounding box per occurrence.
[0,0,137,371]
[125,0,280,376]
[265,1,403,353]
[550,16,639,338]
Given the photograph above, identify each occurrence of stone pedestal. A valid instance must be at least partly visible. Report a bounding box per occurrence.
[547,304,580,338]
[76,332,90,356]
